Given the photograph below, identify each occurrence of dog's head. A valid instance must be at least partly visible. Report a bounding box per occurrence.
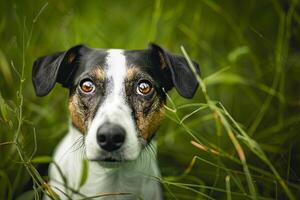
[32,44,200,164]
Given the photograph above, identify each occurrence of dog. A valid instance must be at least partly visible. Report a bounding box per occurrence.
[32,43,200,200]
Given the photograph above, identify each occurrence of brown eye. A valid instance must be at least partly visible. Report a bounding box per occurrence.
[137,80,153,95]
[80,80,95,93]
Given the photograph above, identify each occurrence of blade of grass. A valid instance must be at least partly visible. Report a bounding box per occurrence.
[218,102,296,200]
[181,45,257,199]
[225,176,231,200]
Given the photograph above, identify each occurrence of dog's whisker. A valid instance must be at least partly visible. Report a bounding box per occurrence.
[70,136,85,153]
[55,135,85,162]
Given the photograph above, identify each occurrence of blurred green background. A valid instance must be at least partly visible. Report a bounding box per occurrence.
[0,0,300,199]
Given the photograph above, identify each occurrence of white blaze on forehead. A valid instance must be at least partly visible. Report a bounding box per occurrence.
[85,49,141,161]
[106,49,126,96]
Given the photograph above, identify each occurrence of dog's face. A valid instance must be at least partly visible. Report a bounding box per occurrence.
[32,44,200,164]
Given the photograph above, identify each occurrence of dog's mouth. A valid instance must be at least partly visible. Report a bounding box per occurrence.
[102,157,120,162]
[89,156,123,163]
[89,156,126,168]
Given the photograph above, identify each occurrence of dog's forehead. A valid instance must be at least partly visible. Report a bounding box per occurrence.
[123,50,156,67]
[77,48,158,75]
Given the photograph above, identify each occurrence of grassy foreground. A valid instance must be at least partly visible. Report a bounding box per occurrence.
[0,0,300,199]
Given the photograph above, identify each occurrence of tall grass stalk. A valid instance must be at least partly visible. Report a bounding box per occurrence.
[181,46,257,199]
[180,46,296,200]
[0,4,60,200]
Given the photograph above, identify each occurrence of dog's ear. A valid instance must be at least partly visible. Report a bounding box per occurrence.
[148,43,200,99]
[32,45,88,97]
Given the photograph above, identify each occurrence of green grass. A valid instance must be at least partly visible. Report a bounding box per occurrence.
[1,0,300,199]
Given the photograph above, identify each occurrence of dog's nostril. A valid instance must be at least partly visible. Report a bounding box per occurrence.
[98,134,106,143]
[113,134,125,144]
[96,123,126,152]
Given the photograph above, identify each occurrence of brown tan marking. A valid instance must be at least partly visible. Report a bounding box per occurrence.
[126,66,166,140]
[68,67,105,134]
[69,95,87,134]
[136,98,165,141]
[92,67,105,81]
[126,67,139,81]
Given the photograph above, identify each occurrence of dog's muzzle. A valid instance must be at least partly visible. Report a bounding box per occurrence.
[96,122,126,152]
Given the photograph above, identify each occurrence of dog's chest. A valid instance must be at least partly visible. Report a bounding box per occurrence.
[78,163,162,199]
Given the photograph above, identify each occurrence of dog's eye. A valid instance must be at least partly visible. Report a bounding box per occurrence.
[80,80,95,93]
[137,80,153,95]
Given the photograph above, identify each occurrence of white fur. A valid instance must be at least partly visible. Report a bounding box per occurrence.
[46,127,162,200]
[45,50,163,200]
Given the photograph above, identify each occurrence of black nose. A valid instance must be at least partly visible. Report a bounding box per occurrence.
[97,123,125,152]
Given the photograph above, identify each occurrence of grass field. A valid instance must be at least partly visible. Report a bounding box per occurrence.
[0,0,300,199]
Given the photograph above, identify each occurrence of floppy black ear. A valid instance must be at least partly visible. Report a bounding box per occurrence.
[32,45,88,97]
[148,43,200,99]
